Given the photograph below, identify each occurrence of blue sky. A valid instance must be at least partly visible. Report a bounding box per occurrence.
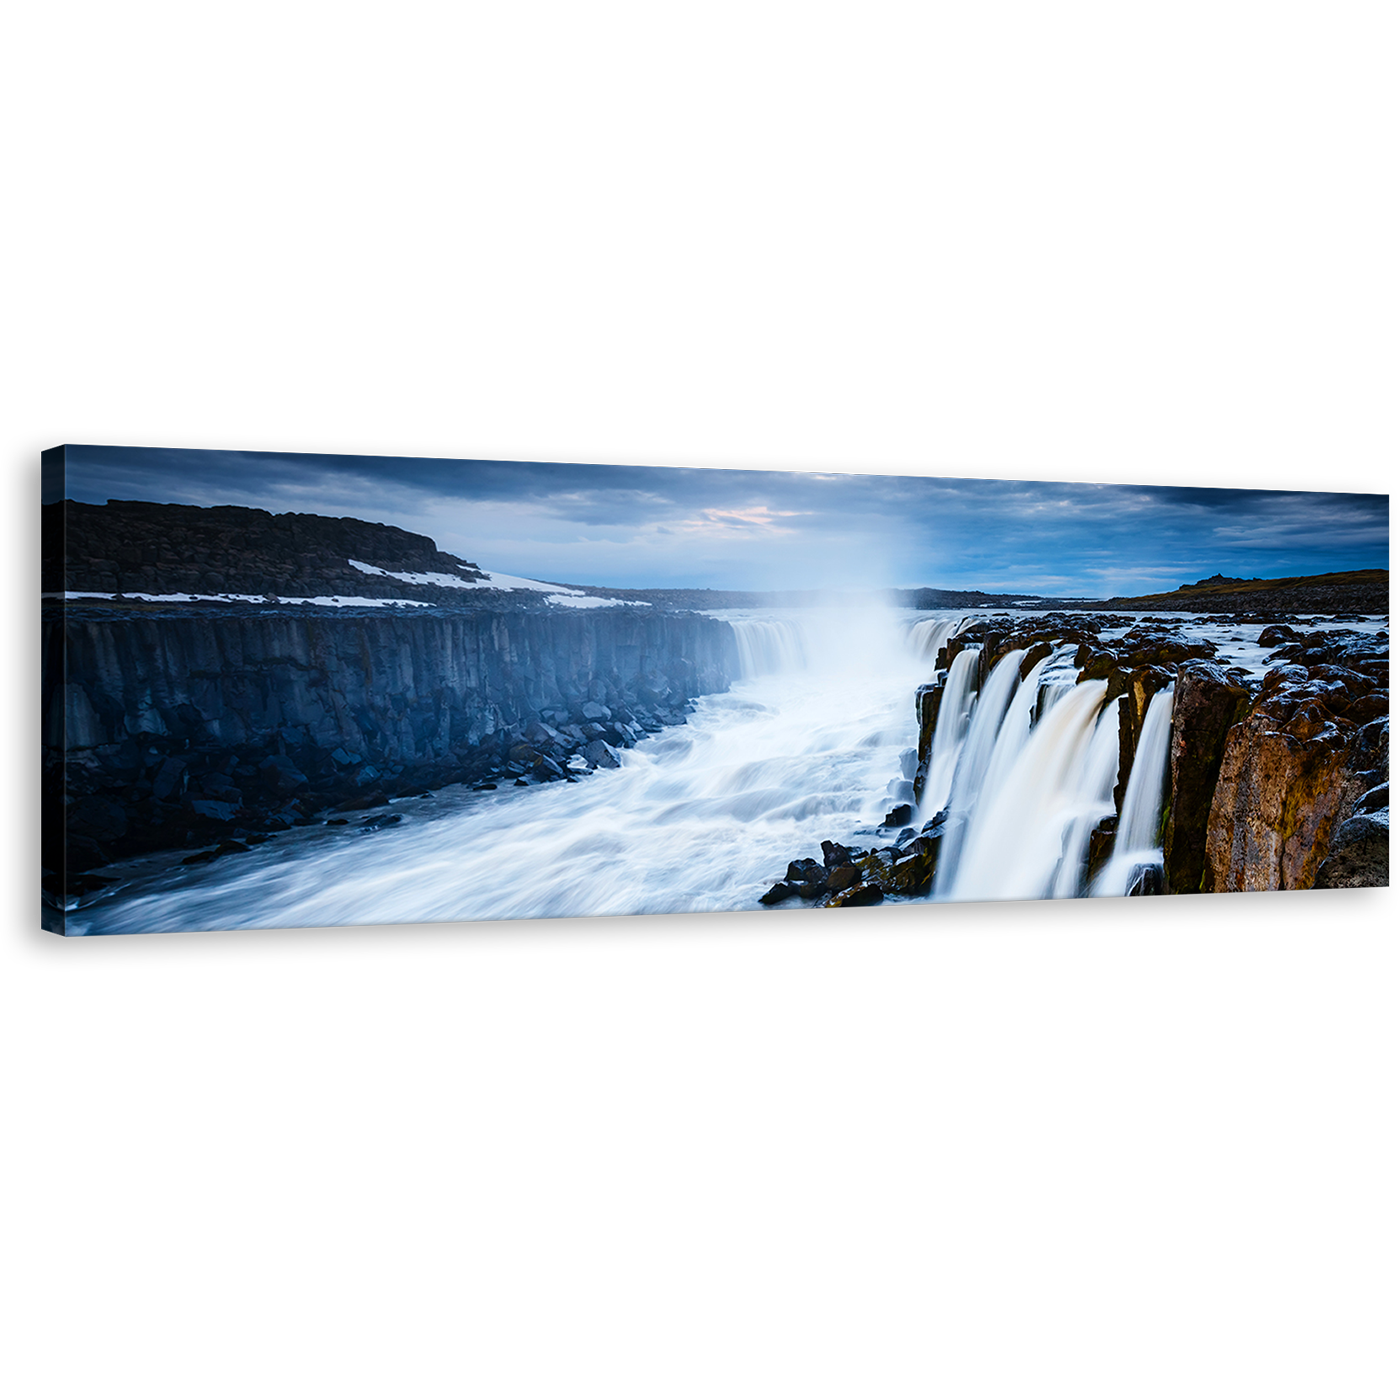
[53,445,1389,597]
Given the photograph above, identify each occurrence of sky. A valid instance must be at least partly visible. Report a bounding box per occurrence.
[50,445,1390,598]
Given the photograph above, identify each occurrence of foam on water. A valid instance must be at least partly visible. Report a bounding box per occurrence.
[70,608,930,934]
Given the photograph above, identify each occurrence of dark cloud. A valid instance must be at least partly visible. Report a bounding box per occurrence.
[51,444,1389,595]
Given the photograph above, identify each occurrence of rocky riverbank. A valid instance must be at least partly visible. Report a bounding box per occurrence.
[758,613,1389,906]
[45,603,739,917]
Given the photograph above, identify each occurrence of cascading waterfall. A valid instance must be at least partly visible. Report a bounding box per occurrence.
[977,654,1052,812]
[1092,686,1175,896]
[1049,696,1123,898]
[931,649,1026,878]
[908,616,966,665]
[728,617,809,677]
[918,646,981,816]
[70,601,1248,935]
[937,680,1112,902]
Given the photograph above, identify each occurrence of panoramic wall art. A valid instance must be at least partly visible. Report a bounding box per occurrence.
[42,445,1390,936]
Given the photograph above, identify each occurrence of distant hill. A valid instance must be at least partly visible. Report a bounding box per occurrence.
[44,499,1388,617]
[44,499,496,602]
[1060,569,1389,615]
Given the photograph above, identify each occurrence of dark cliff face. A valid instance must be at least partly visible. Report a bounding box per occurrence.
[45,605,740,888]
[44,499,491,601]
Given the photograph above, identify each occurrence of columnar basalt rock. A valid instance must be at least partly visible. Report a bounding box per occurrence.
[1162,661,1253,893]
[44,604,739,886]
[1202,706,1356,891]
[911,682,943,804]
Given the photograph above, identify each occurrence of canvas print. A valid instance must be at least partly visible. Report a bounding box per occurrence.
[42,446,1390,936]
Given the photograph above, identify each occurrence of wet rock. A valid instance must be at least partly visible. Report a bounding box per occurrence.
[912,682,943,803]
[1313,812,1389,888]
[583,739,621,769]
[150,757,187,801]
[882,803,913,828]
[786,858,823,884]
[1257,624,1300,647]
[1020,641,1054,678]
[258,755,309,794]
[1163,661,1252,894]
[1125,863,1164,896]
[187,798,240,823]
[857,831,938,895]
[358,813,403,831]
[826,864,861,892]
[1086,815,1118,887]
[1203,701,1357,892]
[1353,782,1389,814]
[828,882,885,908]
[821,840,854,869]
[760,882,801,905]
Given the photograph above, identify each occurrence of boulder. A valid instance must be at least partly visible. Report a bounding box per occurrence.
[1313,812,1390,888]
[828,883,885,908]
[1125,863,1164,896]
[760,882,800,905]
[258,755,309,794]
[826,864,861,892]
[582,739,621,769]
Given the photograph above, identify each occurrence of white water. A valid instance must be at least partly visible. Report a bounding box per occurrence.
[1092,686,1175,896]
[908,616,966,665]
[918,647,980,816]
[69,607,1371,933]
[938,680,1115,902]
[70,609,931,935]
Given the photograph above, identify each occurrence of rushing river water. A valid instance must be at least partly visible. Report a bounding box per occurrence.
[69,607,1387,935]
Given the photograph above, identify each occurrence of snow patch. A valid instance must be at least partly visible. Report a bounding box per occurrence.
[545,593,651,609]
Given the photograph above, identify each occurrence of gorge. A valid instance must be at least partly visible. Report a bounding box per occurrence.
[43,500,1389,933]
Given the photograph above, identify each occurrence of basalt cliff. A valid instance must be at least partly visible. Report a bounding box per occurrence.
[44,500,738,917]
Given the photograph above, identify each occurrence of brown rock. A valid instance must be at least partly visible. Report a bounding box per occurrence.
[1202,705,1357,892]
[1162,661,1252,893]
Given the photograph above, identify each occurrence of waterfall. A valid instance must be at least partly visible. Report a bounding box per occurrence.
[1049,696,1123,898]
[976,653,1050,808]
[1092,686,1175,897]
[728,617,809,677]
[937,680,1112,902]
[918,646,980,815]
[908,616,966,665]
[931,649,1026,877]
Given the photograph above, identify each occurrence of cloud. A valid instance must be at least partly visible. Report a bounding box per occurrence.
[53,445,1388,596]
